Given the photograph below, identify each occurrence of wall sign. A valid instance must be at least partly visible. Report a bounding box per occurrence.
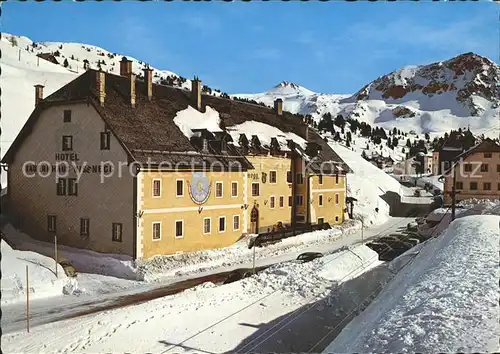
[188,172,211,205]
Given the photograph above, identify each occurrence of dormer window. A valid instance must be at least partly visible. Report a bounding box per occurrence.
[270,137,280,154]
[251,135,261,149]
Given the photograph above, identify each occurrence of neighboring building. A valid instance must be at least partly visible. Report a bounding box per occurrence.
[433,145,464,175]
[443,138,500,205]
[2,58,351,260]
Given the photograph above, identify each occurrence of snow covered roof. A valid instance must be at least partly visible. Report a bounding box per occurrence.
[3,69,351,173]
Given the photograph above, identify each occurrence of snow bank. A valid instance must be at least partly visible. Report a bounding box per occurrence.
[2,224,137,280]
[1,240,71,304]
[137,220,360,281]
[173,105,222,139]
[325,214,500,353]
[331,142,402,226]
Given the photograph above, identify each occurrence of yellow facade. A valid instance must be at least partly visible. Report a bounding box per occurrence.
[310,174,346,226]
[136,159,348,259]
[139,170,245,258]
[245,155,294,233]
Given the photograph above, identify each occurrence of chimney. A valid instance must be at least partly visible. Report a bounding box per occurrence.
[143,66,153,101]
[96,70,106,107]
[120,56,132,77]
[129,73,136,107]
[274,98,283,116]
[34,84,44,106]
[191,76,202,111]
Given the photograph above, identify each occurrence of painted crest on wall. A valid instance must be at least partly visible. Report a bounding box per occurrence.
[261,172,267,184]
[188,172,212,205]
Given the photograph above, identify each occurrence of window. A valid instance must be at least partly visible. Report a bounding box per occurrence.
[251,183,260,197]
[288,195,292,207]
[286,171,292,184]
[480,164,488,172]
[68,178,78,196]
[335,174,339,184]
[455,182,463,190]
[219,216,226,233]
[80,218,89,237]
[269,170,277,184]
[296,195,304,206]
[62,135,73,151]
[63,110,72,123]
[100,132,110,150]
[497,164,500,173]
[175,220,183,238]
[296,173,304,185]
[215,182,223,198]
[335,193,339,205]
[319,194,324,206]
[483,182,491,191]
[203,218,211,234]
[317,217,324,225]
[112,223,123,242]
[176,179,184,197]
[152,222,161,240]
[470,182,478,191]
[56,178,66,196]
[47,215,56,232]
[464,164,472,172]
[270,196,275,209]
[231,182,238,197]
[153,179,161,197]
[279,196,284,208]
[318,175,323,185]
[233,215,240,231]
[484,152,492,158]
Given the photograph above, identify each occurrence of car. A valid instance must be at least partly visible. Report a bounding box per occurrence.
[223,268,254,284]
[296,252,324,263]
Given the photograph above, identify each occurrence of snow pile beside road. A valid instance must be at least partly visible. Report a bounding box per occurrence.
[1,240,71,304]
[325,214,500,353]
[2,224,137,280]
[137,220,360,281]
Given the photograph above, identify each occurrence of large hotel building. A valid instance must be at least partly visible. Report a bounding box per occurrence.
[3,58,351,259]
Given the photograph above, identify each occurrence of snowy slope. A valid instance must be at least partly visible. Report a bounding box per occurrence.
[1,239,71,304]
[234,54,500,136]
[325,214,500,353]
[330,142,403,226]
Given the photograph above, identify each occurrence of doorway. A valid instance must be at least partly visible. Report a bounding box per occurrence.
[250,206,259,234]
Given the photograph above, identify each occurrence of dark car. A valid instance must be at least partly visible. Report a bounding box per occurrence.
[296,252,324,263]
[223,268,254,284]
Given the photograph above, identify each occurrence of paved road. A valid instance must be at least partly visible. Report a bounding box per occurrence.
[1,216,415,334]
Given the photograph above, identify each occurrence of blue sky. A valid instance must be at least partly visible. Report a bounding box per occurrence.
[2,1,497,94]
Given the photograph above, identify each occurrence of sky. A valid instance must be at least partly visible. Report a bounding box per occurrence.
[2,1,498,94]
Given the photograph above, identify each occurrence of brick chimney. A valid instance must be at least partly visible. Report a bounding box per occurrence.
[129,73,136,107]
[34,84,44,106]
[191,76,202,111]
[274,98,283,116]
[96,70,106,107]
[120,56,132,77]
[143,66,153,101]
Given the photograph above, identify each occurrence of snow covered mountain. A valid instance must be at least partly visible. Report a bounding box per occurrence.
[234,53,499,136]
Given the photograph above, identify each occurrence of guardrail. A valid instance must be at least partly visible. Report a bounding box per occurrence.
[250,222,331,248]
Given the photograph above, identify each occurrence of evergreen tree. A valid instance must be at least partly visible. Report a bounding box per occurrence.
[406,139,411,148]
[346,139,351,148]
[63,59,69,68]
[333,132,341,142]
[425,132,430,141]
[392,137,399,148]
[334,114,346,129]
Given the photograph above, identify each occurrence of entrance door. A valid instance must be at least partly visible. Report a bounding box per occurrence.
[250,206,259,234]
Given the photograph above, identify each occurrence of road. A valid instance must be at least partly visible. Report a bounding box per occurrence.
[1,216,415,335]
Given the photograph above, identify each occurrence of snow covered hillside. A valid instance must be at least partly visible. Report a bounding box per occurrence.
[234,54,500,136]
[330,142,402,226]
[325,213,500,353]
[1,239,72,304]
